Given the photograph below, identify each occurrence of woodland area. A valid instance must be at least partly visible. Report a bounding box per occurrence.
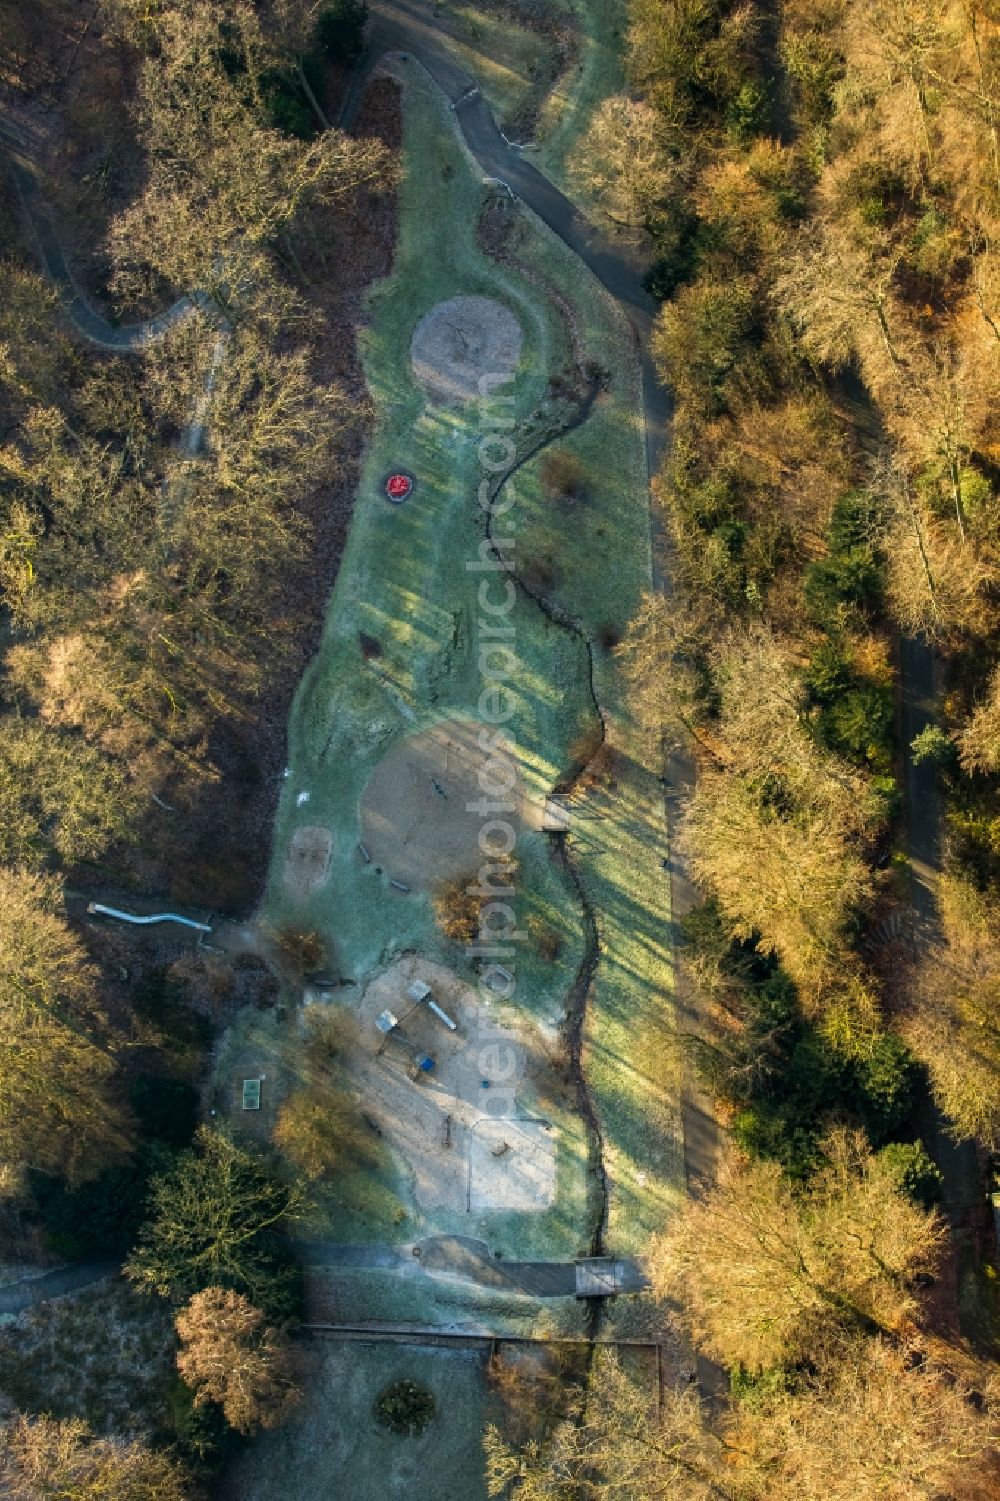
[0,0,398,1492]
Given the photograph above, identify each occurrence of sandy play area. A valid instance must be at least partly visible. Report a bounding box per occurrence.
[332,955,557,1218]
[358,717,544,892]
[410,294,523,402]
[283,825,333,899]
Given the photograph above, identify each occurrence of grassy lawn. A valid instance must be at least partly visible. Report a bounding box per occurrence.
[529,0,628,200]
[225,1338,496,1501]
[497,204,685,1255]
[0,1282,174,1439]
[262,65,593,999]
[248,57,681,1310]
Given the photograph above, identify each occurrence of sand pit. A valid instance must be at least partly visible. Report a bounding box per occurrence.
[359,717,544,891]
[284,825,333,899]
[468,1117,557,1212]
[342,956,557,1218]
[410,295,523,403]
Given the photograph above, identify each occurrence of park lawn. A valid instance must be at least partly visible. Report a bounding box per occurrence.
[262,61,592,999]
[499,202,686,1254]
[225,1339,497,1501]
[257,65,598,1268]
[256,59,681,1284]
[528,0,628,203]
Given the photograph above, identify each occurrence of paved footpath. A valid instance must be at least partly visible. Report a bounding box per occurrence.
[0,1258,120,1317]
[297,1236,649,1297]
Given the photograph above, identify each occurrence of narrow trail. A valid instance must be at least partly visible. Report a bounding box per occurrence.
[2,117,228,548]
[833,372,979,1216]
[0,115,203,350]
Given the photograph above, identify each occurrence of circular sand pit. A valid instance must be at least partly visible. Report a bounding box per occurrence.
[283,825,333,899]
[410,295,523,403]
[359,718,542,891]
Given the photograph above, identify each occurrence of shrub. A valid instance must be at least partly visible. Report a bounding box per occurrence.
[374,1379,436,1436]
[167,1375,232,1469]
[877,1140,943,1209]
[272,1085,375,1180]
[726,79,769,141]
[539,449,585,503]
[132,970,214,1058]
[433,875,482,945]
[263,74,315,139]
[274,926,326,976]
[644,203,700,299]
[910,724,954,768]
[434,862,516,945]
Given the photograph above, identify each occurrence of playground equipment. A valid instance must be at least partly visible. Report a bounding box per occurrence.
[87,903,212,934]
[407,979,457,1031]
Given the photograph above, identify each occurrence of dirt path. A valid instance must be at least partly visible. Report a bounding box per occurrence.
[899,635,980,1213]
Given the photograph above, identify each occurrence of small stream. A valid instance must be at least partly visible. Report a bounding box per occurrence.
[480,366,613,1333]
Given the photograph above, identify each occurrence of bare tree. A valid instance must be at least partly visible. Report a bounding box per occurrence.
[107,0,393,318]
[676,631,878,997]
[956,664,1000,773]
[0,1412,189,1499]
[485,1349,734,1501]
[903,874,1000,1145]
[570,96,683,232]
[175,1287,302,1434]
[876,459,995,643]
[736,1333,999,1501]
[647,1134,943,1370]
[0,868,129,1183]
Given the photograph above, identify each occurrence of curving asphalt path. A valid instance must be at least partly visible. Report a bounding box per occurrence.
[0,115,203,350]
[0,1257,120,1317]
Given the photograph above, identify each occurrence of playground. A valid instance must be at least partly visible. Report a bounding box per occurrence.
[346,956,559,1217]
[358,717,544,891]
[243,58,683,1314]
